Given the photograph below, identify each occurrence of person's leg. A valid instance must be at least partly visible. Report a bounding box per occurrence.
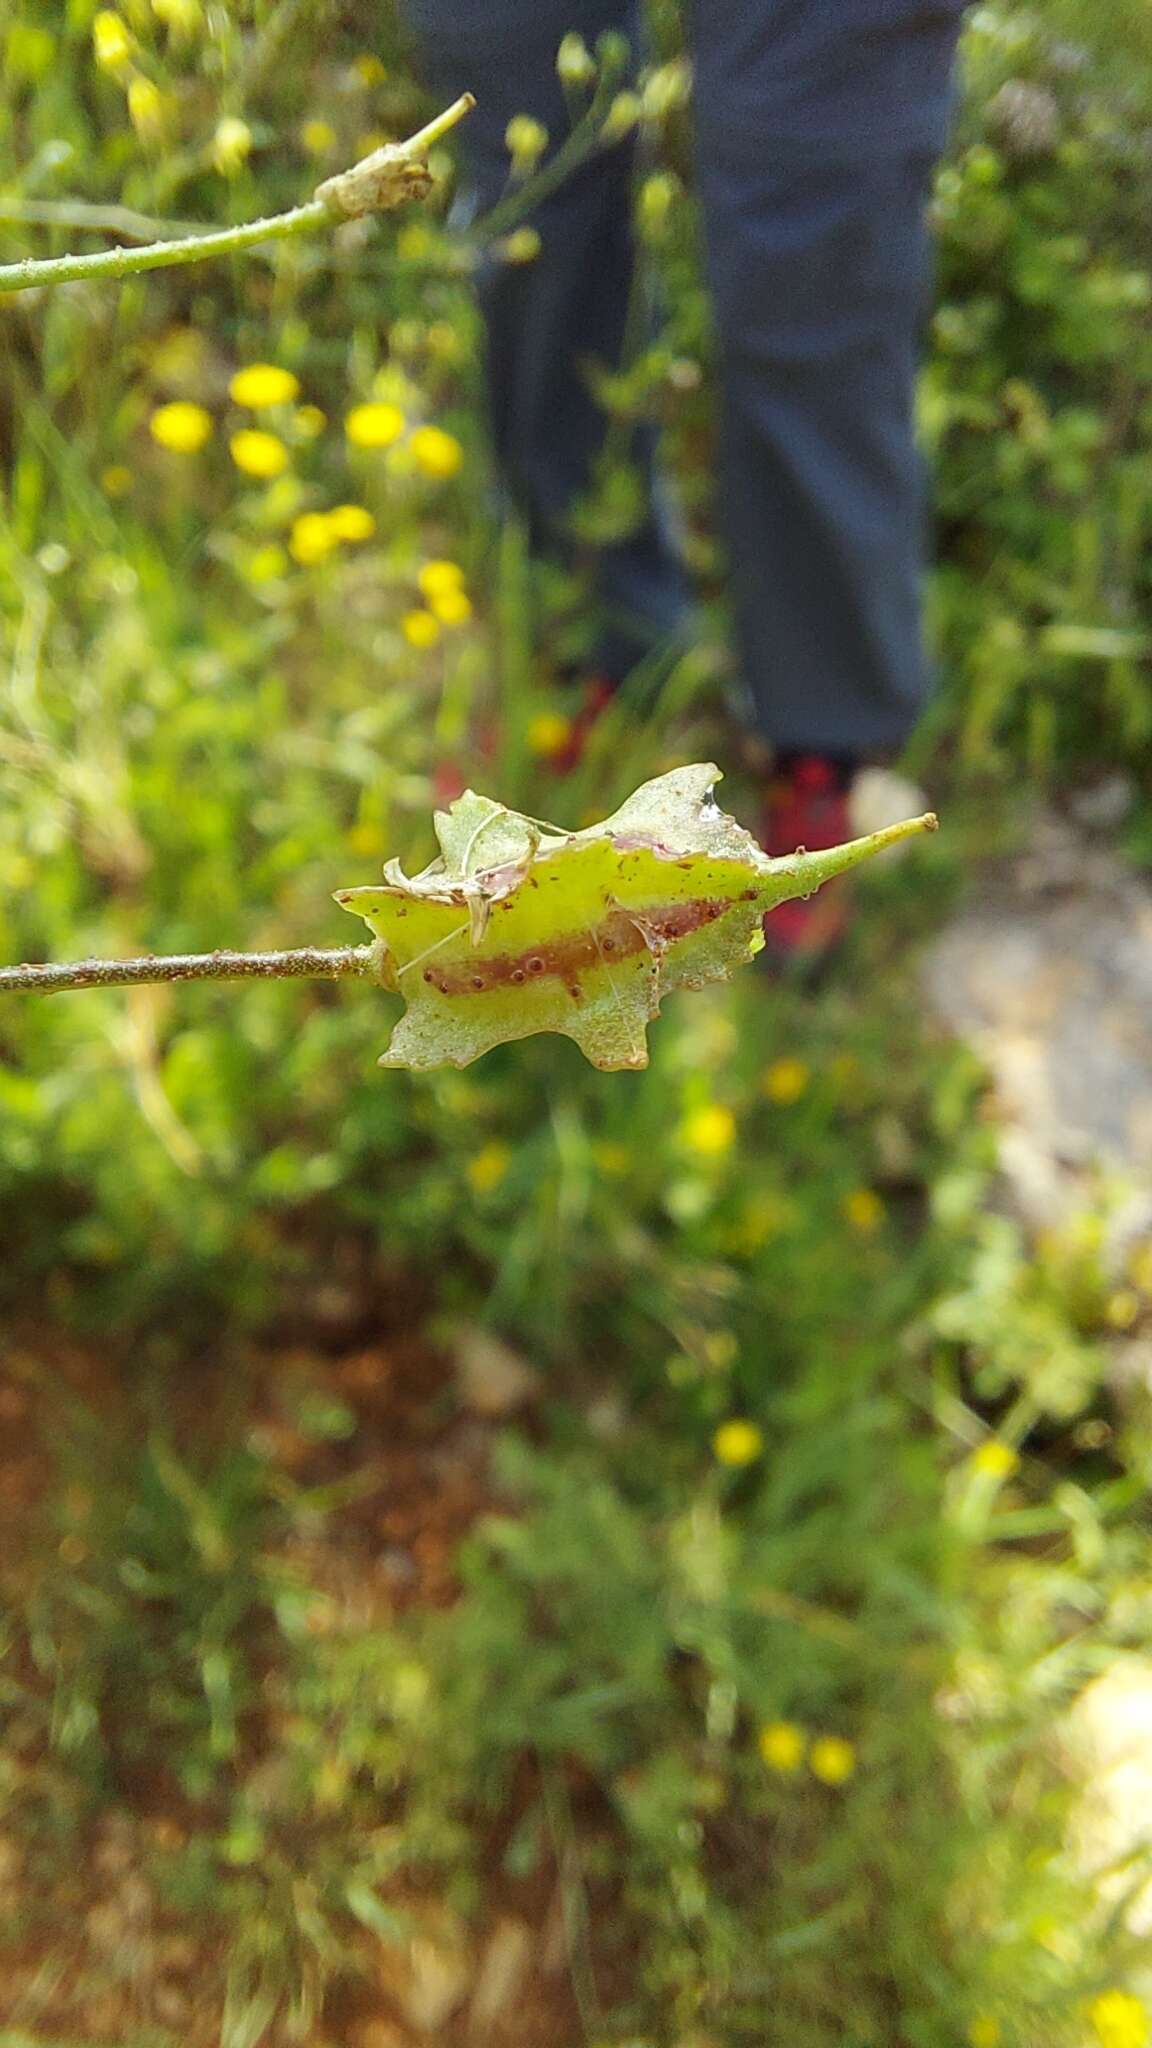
[403,0,692,680]
[687,0,965,760]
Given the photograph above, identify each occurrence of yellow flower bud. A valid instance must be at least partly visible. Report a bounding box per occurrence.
[300,118,336,157]
[467,1142,511,1194]
[761,1057,809,1106]
[757,1721,805,1773]
[212,116,252,177]
[712,1419,764,1467]
[602,90,641,142]
[127,74,170,145]
[497,227,542,265]
[680,1104,736,1157]
[556,32,596,87]
[505,114,549,173]
[808,1736,856,1786]
[93,11,133,72]
[843,1187,884,1234]
[970,1440,1019,1481]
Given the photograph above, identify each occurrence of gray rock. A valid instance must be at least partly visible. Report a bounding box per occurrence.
[923,813,1152,1226]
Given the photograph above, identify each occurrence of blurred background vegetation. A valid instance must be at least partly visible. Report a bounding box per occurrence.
[2,2,1152,2044]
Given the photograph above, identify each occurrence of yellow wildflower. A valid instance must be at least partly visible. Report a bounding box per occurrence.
[212,116,253,176]
[101,464,132,497]
[526,711,573,759]
[229,429,289,479]
[680,1104,737,1158]
[843,1187,884,1234]
[300,118,336,156]
[244,544,287,584]
[127,75,169,144]
[356,130,388,158]
[428,585,472,628]
[93,11,132,71]
[971,1440,1019,1481]
[757,1721,805,1774]
[346,402,405,450]
[762,1057,809,1106]
[1089,1991,1149,2048]
[230,363,300,408]
[467,1142,511,1196]
[289,512,339,566]
[809,1735,856,1785]
[418,559,465,601]
[712,1419,763,1468]
[968,2017,1001,2048]
[410,425,465,479]
[353,53,387,87]
[592,1141,630,1177]
[401,609,441,650]
[149,401,213,453]
[327,504,376,543]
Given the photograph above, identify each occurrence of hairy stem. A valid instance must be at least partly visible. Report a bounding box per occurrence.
[0,946,378,996]
[0,94,474,298]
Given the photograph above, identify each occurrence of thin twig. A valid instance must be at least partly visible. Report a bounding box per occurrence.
[0,198,206,243]
[0,946,378,996]
[0,94,474,298]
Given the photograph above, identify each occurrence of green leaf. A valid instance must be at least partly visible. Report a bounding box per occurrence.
[335,764,936,1072]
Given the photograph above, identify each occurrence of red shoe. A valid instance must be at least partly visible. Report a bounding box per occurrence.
[547,676,619,776]
[761,755,853,967]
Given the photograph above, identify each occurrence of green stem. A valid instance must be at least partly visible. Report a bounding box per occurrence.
[0,93,475,298]
[0,201,329,297]
[0,945,378,996]
[473,49,629,245]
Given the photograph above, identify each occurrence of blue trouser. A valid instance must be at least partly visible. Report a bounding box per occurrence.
[404,0,965,754]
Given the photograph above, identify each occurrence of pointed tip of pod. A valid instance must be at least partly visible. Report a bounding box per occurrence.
[759,809,940,910]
